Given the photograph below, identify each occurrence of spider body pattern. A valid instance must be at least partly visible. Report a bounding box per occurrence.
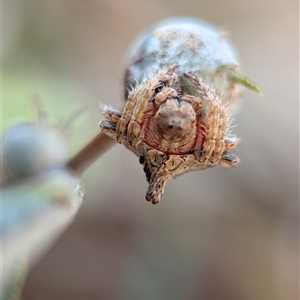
[100,19,260,204]
[101,65,238,204]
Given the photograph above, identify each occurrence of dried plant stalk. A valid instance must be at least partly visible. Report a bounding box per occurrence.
[66,132,116,176]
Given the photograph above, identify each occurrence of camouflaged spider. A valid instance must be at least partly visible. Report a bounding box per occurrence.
[100,19,260,204]
[101,65,239,204]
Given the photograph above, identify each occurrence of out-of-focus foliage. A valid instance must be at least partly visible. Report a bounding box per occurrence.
[2,123,69,184]
[2,169,83,299]
[1,120,84,300]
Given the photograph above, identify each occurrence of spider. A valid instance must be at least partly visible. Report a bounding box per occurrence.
[100,65,239,204]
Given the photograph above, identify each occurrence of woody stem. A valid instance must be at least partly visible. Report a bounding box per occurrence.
[66,131,116,176]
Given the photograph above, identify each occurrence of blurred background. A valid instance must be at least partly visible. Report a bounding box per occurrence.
[2,0,299,299]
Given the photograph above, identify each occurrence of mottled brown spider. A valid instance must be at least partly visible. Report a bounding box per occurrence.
[100,65,239,204]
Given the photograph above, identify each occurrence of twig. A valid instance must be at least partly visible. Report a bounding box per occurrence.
[66,131,116,176]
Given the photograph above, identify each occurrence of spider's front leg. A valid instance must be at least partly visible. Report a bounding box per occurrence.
[125,87,153,147]
[184,72,239,166]
[201,94,240,165]
[201,96,240,165]
[219,151,239,167]
[218,135,240,166]
[207,98,227,164]
[116,65,181,147]
[199,97,223,164]
[100,105,121,139]
[100,100,148,148]
[115,84,151,146]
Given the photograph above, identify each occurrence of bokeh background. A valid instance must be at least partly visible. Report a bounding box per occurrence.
[3,0,299,299]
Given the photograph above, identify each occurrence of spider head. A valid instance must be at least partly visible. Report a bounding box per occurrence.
[153,98,196,143]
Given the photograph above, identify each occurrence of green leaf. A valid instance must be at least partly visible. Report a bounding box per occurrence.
[231,74,263,95]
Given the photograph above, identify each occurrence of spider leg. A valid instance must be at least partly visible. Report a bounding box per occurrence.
[209,102,227,164]
[100,106,121,139]
[224,135,239,151]
[126,86,153,147]
[101,105,122,123]
[154,87,179,105]
[216,135,239,167]
[100,120,117,139]
[116,87,141,143]
[184,72,233,165]
[121,65,181,147]
[199,99,219,163]
[181,94,203,112]
[219,151,239,167]
[194,114,206,160]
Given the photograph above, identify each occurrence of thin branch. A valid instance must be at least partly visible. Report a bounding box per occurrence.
[66,131,116,176]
